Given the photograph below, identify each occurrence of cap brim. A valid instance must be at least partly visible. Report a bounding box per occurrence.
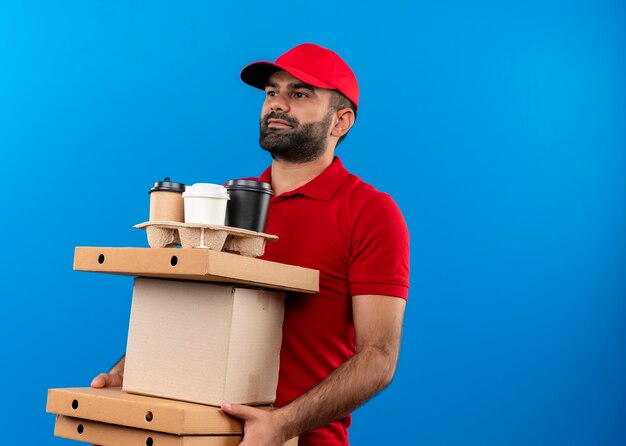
[241,61,335,91]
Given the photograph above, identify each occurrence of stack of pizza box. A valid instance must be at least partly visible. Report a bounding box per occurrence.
[46,246,319,446]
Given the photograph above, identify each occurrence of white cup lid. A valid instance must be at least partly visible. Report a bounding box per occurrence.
[182,183,230,199]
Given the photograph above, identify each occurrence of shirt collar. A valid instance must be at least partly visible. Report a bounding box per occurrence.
[258,156,350,201]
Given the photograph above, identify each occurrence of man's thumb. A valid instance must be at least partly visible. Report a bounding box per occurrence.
[220,401,254,420]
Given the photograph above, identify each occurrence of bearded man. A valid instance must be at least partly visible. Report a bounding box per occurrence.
[92,43,410,446]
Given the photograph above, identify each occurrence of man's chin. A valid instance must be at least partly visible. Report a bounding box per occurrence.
[260,144,289,156]
[260,146,326,164]
[260,133,291,150]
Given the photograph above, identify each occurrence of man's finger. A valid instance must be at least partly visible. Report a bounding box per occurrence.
[107,372,123,387]
[90,372,123,388]
[220,402,258,420]
[90,373,109,388]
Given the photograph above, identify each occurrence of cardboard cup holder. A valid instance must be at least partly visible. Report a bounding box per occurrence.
[134,221,278,258]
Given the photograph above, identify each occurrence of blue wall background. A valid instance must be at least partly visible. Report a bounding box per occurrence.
[1,0,624,444]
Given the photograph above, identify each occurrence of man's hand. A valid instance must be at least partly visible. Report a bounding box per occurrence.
[221,402,287,446]
[90,355,125,388]
[90,371,123,388]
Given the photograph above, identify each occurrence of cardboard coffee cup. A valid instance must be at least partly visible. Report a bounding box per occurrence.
[183,183,230,225]
[225,180,274,233]
[149,177,186,222]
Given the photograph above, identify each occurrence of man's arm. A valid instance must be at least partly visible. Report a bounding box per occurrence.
[221,294,406,445]
[91,354,125,388]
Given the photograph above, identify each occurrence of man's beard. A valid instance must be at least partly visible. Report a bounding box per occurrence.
[259,111,333,163]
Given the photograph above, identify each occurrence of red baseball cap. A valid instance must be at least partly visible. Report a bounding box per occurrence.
[240,43,359,109]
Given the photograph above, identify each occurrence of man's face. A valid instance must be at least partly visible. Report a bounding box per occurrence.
[259,71,335,163]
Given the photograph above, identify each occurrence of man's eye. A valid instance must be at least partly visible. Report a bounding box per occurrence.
[266,90,277,96]
[294,92,308,98]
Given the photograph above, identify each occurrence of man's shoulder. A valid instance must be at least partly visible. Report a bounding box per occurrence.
[340,170,398,209]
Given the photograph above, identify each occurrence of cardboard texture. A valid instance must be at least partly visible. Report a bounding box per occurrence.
[46,387,245,435]
[123,278,285,406]
[54,415,299,446]
[134,221,278,258]
[149,191,184,222]
[74,247,319,293]
[54,415,242,446]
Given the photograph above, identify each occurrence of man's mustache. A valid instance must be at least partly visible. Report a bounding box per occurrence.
[261,112,300,128]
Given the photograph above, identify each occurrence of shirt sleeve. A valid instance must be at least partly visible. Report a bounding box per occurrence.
[348,193,411,299]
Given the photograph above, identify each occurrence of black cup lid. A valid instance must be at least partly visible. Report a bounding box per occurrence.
[226,179,274,195]
[149,177,186,194]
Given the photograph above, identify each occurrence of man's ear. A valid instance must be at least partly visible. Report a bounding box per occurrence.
[331,108,356,138]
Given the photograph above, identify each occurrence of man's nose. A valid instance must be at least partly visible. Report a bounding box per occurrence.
[269,92,290,113]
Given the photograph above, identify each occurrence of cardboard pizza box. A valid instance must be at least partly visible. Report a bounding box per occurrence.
[73,247,319,293]
[46,387,244,435]
[54,415,299,446]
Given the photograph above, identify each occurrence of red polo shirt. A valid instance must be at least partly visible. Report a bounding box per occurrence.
[257,157,410,446]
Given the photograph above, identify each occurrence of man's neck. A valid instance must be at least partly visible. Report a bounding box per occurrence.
[270,152,334,196]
